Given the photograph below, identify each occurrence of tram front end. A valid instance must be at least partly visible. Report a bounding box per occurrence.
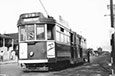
[17,12,56,71]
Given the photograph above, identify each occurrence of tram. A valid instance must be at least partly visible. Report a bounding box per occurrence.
[17,12,88,71]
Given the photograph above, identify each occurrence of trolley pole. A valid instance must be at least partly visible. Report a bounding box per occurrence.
[110,0,115,75]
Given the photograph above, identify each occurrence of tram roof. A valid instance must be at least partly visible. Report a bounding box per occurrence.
[17,12,56,26]
[17,12,70,28]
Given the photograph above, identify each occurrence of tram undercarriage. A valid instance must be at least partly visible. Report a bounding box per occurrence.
[19,57,87,71]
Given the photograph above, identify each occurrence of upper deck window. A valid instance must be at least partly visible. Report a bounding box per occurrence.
[36,25,45,40]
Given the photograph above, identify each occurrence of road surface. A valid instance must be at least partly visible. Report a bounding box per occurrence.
[0,54,111,76]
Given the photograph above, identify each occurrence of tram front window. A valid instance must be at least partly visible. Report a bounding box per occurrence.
[20,26,26,41]
[47,30,52,40]
[27,25,35,40]
[36,25,45,40]
[47,24,54,40]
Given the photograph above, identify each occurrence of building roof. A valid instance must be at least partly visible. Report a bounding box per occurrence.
[4,33,18,40]
[0,34,12,39]
[4,33,18,44]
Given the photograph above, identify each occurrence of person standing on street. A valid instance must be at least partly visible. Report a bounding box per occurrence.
[0,51,4,61]
[87,49,91,63]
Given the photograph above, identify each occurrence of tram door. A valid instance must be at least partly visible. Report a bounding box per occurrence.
[70,32,74,60]
[79,38,83,58]
[73,32,78,60]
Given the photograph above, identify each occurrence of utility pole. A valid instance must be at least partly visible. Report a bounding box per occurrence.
[110,0,115,75]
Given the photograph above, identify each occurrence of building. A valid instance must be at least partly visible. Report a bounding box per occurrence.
[0,33,18,61]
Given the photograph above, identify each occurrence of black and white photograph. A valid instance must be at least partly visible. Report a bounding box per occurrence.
[0,0,115,76]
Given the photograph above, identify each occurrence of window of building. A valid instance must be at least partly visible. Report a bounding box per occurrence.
[5,38,12,47]
[0,37,3,47]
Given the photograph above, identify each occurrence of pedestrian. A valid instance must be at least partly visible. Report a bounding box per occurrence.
[87,49,90,63]
[0,51,4,61]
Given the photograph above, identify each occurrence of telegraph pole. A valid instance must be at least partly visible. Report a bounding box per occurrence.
[110,0,115,75]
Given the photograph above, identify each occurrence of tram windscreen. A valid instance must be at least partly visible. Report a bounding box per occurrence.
[20,26,26,41]
[20,24,45,41]
[36,25,45,40]
[27,25,35,40]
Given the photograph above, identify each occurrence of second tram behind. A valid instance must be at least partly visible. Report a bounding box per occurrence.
[17,12,88,71]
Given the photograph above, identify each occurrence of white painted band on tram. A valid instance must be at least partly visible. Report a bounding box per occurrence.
[18,59,48,63]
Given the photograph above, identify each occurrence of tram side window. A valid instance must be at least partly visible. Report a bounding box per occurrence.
[67,36,70,43]
[56,25,60,42]
[56,31,60,41]
[36,25,45,40]
[56,25,70,44]
[76,36,79,45]
[5,39,12,47]
[84,39,87,48]
[20,26,26,41]
[64,34,66,43]
[47,24,54,40]
[64,31,68,43]
[60,33,64,42]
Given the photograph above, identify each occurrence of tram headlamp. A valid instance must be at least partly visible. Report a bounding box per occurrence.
[30,52,34,57]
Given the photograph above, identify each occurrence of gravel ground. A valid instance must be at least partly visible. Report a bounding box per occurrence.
[0,53,111,76]
[53,53,111,76]
[53,63,110,76]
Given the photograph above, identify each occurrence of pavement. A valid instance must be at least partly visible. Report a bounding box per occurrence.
[0,60,17,65]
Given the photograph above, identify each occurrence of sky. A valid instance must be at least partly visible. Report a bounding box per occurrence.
[0,0,114,51]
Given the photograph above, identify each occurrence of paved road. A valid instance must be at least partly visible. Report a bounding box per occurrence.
[0,63,54,76]
[0,55,111,76]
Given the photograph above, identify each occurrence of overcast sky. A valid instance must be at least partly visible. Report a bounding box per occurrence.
[0,0,114,51]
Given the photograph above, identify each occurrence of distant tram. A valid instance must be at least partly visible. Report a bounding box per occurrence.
[17,12,88,71]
